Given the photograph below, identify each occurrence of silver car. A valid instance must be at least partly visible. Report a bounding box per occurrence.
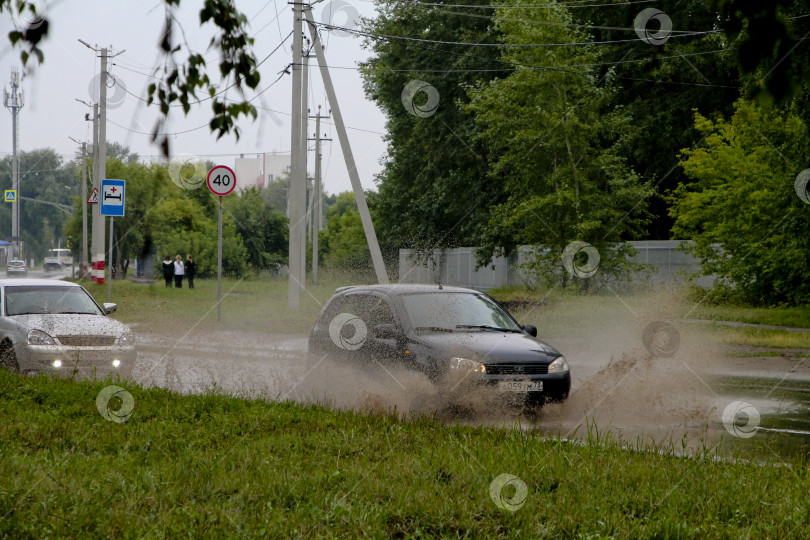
[0,279,136,378]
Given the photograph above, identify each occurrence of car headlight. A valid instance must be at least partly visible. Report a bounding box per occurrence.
[28,329,56,346]
[450,357,486,373]
[117,332,134,346]
[548,356,569,373]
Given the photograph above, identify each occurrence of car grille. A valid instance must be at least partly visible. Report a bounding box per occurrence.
[57,335,116,347]
[485,363,549,375]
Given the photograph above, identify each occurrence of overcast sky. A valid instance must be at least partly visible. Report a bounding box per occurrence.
[0,0,387,195]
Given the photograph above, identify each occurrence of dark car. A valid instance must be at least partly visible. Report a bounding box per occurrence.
[308,284,570,404]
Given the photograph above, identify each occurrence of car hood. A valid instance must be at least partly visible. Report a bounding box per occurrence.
[13,314,129,337]
[414,330,561,364]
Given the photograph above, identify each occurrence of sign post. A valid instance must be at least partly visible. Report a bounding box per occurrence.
[100,179,125,302]
[206,166,236,321]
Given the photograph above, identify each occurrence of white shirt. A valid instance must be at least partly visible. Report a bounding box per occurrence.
[174,261,185,275]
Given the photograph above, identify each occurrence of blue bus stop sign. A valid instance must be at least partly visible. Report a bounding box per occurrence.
[100,179,125,217]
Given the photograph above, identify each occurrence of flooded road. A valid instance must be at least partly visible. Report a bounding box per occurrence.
[128,324,810,460]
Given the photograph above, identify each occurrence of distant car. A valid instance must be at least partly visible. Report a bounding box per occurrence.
[309,284,571,405]
[0,279,136,378]
[6,260,27,277]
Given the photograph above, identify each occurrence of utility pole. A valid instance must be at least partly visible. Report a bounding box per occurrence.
[4,68,24,259]
[308,106,331,284]
[288,2,305,309]
[303,6,389,283]
[69,137,89,278]
[97,47,108,285]
[300,49,309,291]
[80,41,125,284]
[91,102,101,282]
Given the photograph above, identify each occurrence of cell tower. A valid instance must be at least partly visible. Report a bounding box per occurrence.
[4,68,24,257]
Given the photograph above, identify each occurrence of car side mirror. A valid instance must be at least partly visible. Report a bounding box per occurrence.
[374,323,401,339]
[103,303,117,315]
[522,324,537,337]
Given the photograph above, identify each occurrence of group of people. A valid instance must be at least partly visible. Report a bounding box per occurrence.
[162,254,197,289]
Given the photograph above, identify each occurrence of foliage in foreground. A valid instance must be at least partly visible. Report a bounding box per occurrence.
[2,370,810,537]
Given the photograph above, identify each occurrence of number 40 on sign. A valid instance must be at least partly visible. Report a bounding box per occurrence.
[207,165,236,197]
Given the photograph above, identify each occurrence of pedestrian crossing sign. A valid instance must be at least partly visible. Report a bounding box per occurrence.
[4,190,16,203]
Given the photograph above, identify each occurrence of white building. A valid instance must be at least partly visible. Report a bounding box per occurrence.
[233,153,291,192]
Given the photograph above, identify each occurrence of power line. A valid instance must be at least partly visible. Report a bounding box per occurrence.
[313,19,721,47]
[318,47,732,72]
[111,30,293,109]
[414,0,657,8]
[107,117,210,137]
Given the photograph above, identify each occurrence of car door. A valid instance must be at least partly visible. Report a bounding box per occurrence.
[321,292,403,364]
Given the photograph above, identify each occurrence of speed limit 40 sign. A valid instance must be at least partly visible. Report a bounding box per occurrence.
[207,165,237,196]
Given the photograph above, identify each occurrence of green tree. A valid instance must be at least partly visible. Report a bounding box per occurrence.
[466,2,652,287]
[64,156,169,277]
[360,0,504,254]
[150,197,248,278]
[0,148,75,261]
[224,187,288,272]
[670,100,810,305]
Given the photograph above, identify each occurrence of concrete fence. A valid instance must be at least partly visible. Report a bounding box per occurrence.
[399,241,714,290]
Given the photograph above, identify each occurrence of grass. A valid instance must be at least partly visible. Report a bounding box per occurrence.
[79,275,341,334]
[709,326,810,349]
[2,369,810,537]
[689,304,810,329]
[490,286,810,349]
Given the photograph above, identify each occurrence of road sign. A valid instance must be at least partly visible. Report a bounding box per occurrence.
[206,165,236,323]
[4,190,16,203]
[100,179,125,217]
[206,165,236,197]
[87,187,99,204]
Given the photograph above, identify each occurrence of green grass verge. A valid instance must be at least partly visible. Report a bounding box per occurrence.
[2,370,809,537]
[689,304,810,329]
[78,276,341,334]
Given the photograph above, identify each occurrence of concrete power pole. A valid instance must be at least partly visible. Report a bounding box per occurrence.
[300,50,310,291]
[309,106,331,284]
[69,137,90,278]
[91,103,101,282]
[80,42,124,284]
[288,2,305,309]
[4,68,24,259]
[303,6,388,284]
[96,47,109,284]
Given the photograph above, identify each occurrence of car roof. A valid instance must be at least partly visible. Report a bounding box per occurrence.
[8,260,25,263]
[334,283,486,296]
[0,279,81,287]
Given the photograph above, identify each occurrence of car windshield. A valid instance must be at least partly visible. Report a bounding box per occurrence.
[400,292,522,332]
[4,286,102,316]
[8,262,24,267]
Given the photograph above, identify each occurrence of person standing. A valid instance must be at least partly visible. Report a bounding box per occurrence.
[185,254,197,289]
[173,254,185,288]
[161,255,173,287]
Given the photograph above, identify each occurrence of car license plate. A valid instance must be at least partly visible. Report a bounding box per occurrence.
[498,381,543,392]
